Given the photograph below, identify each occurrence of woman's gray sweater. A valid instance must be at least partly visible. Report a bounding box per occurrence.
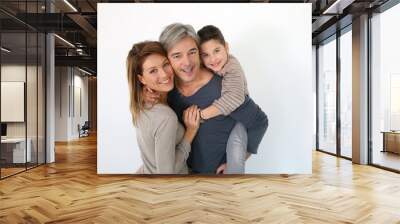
[136,103,190,174]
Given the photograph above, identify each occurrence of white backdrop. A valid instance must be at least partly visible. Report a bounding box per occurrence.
[98,3,312,174]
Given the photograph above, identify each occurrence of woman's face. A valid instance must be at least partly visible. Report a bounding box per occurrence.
[138,54,174,93]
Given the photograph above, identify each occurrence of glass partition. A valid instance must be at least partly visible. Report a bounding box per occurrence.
[1,30,28,177]
[0,1,46,179]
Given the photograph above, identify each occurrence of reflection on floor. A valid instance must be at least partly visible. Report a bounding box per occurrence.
[0,167,25,178]
[0,163,41,178]
[373,150,400,171]
[341,147,352,158]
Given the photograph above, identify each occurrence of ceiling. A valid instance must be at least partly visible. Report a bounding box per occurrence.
[0,0,393,75]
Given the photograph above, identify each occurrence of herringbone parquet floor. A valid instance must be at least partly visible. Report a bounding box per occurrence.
[1,134,400,223]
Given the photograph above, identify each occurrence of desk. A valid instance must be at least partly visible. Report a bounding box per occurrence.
[1,138,31,163]
[382,131,400,154]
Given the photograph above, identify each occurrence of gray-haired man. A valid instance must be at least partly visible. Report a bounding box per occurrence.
[160,23,247,174]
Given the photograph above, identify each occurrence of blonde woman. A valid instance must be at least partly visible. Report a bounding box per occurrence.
[126,41,200,174]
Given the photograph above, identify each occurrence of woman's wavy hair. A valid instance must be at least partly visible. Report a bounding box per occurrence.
[126,41,167,125]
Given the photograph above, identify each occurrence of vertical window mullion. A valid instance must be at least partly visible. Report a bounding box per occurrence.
[367,11,373,165]
[25,0,28,171]
[0,24,2,179]
[316,45,320,150]
[337,30,341,157]
[36,0,39,167]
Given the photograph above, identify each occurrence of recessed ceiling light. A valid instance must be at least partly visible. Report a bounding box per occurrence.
[63,0,78,12]
[54,34,75,48]
[323,0,355,14]
[1,47,11,53]
[78,67,92,76]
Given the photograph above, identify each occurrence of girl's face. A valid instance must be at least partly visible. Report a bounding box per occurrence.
[200,39,229,73]
[138,54,174,93]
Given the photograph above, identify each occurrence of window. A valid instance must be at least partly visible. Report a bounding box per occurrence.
[339,29,352,158]
[371,2,400,171]
[318,36,337,155]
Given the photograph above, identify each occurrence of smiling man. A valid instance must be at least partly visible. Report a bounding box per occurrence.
[159,23,240,174]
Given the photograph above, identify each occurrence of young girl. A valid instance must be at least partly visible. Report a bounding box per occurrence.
[197,25,269,174]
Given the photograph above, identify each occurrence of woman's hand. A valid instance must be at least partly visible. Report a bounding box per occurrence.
[142,86,160,105]
[182,105,200,143]
[183,105,200,131]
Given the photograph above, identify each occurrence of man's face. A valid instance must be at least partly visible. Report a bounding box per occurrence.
[167,37,201,83]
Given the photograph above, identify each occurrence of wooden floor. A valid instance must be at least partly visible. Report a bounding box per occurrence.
[1,135,400,223]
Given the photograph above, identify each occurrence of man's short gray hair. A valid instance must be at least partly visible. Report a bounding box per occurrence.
[159,23,200,52]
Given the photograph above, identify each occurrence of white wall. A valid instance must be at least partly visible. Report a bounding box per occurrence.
[72,72,89,138]
[98,3,313,174]
[55,67,89,141]
[1,83,24,123]
[55,67,69,141]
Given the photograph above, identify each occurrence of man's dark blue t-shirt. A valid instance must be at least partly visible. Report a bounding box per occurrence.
[168,75,235,173]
